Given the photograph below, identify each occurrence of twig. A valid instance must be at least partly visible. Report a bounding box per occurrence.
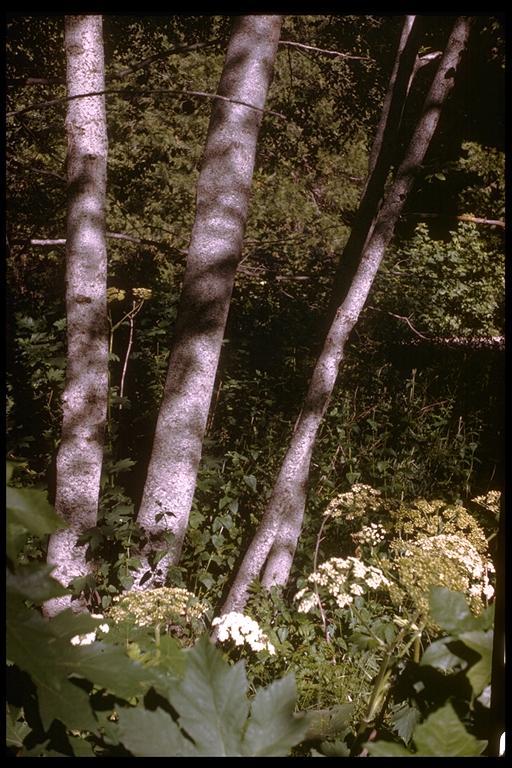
[388,312,431,340]
[27,232,185,252]
[279,40,370,60]
[7,87,286,120]
[113,39,221,79]
[119,300,144,409]
[406,212,505,229]
[313,516,331,644]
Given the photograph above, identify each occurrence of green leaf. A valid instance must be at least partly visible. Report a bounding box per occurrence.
[428,587,478,633]
[6,601,97,732]
[6,486,65,537]
[73,642,163,700]
[243,675,308,756]
[390,702,421,745]
[108,458,136,475]
[6,522,29,564]
[117,706,194,756]
[243,474,257,492]
[69,734,97,757]
[6,706,31,749]
[458,630,493,696]
[420,637,466,673]
[413,702,487,756]
[365,741,413,756]
[168,636,250,756]
[116,636,305,757]
[6,563,68,604]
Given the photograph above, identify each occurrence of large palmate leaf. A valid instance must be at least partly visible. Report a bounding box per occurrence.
[7,600,162,731]
[7,563,68,604]
[458,630,494,696]
[412,702,487,756]
[118,636,307,757]
[242,674,306,756]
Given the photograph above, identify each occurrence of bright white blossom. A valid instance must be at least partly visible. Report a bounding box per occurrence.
[70,615,109,645]
[212,612,276,654]
[352,522,387,547]
[70,631,96,646]
[323,484,382,521]
[295,556,390,613]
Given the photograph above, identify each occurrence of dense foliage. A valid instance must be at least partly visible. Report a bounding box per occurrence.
[6,14,504,757]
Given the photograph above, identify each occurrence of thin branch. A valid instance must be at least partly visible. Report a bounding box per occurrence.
[406,212,505,229]
[112,39,221,79]
[279,40,370,60]
[26,232,186,252]
[119,300,145,409]
[6,87,286,120]
[388,312,432,340]
[7,40,222,90]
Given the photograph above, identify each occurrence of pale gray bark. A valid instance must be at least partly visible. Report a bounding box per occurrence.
[221,17,472,615]
[132,16,283,590]
[45,16,108,617]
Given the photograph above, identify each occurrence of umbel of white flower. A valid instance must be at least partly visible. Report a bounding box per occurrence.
[212,612,276,654]
[295,556,390,613]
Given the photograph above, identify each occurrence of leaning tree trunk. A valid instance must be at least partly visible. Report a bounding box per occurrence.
[132,15,283,590]
[221,16,472,616]
[45,16,109,617]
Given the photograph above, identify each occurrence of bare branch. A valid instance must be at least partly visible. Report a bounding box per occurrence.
[6,87,286,120]
[388,312,432,340]
[406,212,505,229]
[279,40,370,60]
[112,39,221,79]
[26,232,186,252]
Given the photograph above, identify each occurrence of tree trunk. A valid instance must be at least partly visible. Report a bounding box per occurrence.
[132,16,283,590]
[45,15,109,617]
[221,16,472,615]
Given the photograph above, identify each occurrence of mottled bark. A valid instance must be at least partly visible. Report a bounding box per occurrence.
[132,16,283,590]
[221,17,472,615]
[45,16,108,617]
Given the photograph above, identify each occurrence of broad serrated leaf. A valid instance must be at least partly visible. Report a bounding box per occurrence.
[7,563,68,604]
[168,636,249,756]
[413,702,487,756]
[243,675,308,756]
[365,741,413,756]
[7,602,97,731]
[117,706,195,756]
[420,637,466,673]
[38,679,97,732]
[72,642,163,700]
[6,486,65,537]
[459,630,493,696]
[428,587,478,633]
[390,702,421,745]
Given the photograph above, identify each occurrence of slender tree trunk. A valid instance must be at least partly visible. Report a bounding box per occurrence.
[221,16,472,615]
[132,16,283,590]
[45,16,108,617]
[325,15,422,328]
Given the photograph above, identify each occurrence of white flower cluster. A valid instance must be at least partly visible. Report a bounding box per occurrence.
[70,614,109,646]
[109,587,207,629]
[295,556,390,613]
[324,484,382,521]
[406,534,495,601]
[471,490,501,519]
[212,612,276,654]
[352,522,387,546]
